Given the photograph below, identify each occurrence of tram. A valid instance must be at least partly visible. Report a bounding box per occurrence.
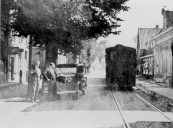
[105,44,136,90]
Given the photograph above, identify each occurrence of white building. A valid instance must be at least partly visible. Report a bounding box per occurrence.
[56,52,67,64]
[152,8,173,84]
[8,30,30,83]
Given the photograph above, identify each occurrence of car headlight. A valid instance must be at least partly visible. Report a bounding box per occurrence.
[67,77,72,82]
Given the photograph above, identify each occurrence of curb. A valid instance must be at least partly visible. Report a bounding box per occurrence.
[137,78,169,87]
[136,82,173,108]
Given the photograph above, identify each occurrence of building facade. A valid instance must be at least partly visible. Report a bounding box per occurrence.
[152,8,173,84]
[8,30,30,83]
[137,27,161,78]
[137,8,173,86]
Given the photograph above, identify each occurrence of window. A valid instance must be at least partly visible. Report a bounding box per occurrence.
[21,37,23,43]
[145,43,147,49]
[25,51,27,59]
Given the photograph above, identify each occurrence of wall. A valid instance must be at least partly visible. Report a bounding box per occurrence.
[153,27,173,84]
[154,42,172,83]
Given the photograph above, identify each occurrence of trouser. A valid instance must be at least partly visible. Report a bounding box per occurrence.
[30,80,39,101]
[48,79,56,97]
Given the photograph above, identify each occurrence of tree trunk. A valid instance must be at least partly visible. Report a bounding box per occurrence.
[171,42,173,87]
[5,13,10,83]
[45,41,51,67]
[45,41,57,66]
[26,36,33,99]
[4,33,9,83]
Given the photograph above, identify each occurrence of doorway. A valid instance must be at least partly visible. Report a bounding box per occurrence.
[11,57,14,80]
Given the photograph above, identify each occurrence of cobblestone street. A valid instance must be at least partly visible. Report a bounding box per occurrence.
[0,71,173,128]
[24,86,116,111]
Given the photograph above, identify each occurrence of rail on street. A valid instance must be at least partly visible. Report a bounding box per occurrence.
[0,70,173,128]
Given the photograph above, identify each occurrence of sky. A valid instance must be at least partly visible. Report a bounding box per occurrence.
[97,0,173,48]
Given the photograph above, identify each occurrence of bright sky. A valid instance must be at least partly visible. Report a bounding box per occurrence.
[97,0,173,48]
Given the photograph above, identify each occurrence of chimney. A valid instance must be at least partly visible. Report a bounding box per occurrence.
[156,25,159,28]
[162,8,165,15]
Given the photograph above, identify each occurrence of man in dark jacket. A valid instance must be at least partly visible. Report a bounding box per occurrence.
[44,63,57,99]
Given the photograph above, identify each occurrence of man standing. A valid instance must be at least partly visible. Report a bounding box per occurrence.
[44,63,57,99]
[29,61,41,102]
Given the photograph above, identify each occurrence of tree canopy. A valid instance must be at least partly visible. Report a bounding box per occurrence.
[96,40,111,62]
[9,0,129,61]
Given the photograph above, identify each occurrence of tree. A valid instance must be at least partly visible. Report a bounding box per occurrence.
[96,44,105,62]
[79,39,92,64]
[11,0,129,64]
[11,0,92,64]
[95,40,111,63]
[86,0,129,38]
[98,40,112,48]
[89,39,97,64]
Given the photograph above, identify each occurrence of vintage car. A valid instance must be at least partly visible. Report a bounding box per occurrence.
[55,64,87,100]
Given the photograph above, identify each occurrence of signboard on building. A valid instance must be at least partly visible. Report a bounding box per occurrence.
[19,49,24,52]
[8,47,23,54]
[8,47,19,54]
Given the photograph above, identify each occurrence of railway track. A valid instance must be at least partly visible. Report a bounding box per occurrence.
[111,89,172,128]
[111,91,130,128]
[133,92,172,122]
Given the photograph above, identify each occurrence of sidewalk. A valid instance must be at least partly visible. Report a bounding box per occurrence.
[136,78,173,103]
[0,82,22,89]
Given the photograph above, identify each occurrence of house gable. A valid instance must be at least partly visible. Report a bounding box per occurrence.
[138,28,162,50]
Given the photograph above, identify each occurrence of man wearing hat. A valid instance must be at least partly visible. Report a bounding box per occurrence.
[29,61,42,102]
[43,62,57,99]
